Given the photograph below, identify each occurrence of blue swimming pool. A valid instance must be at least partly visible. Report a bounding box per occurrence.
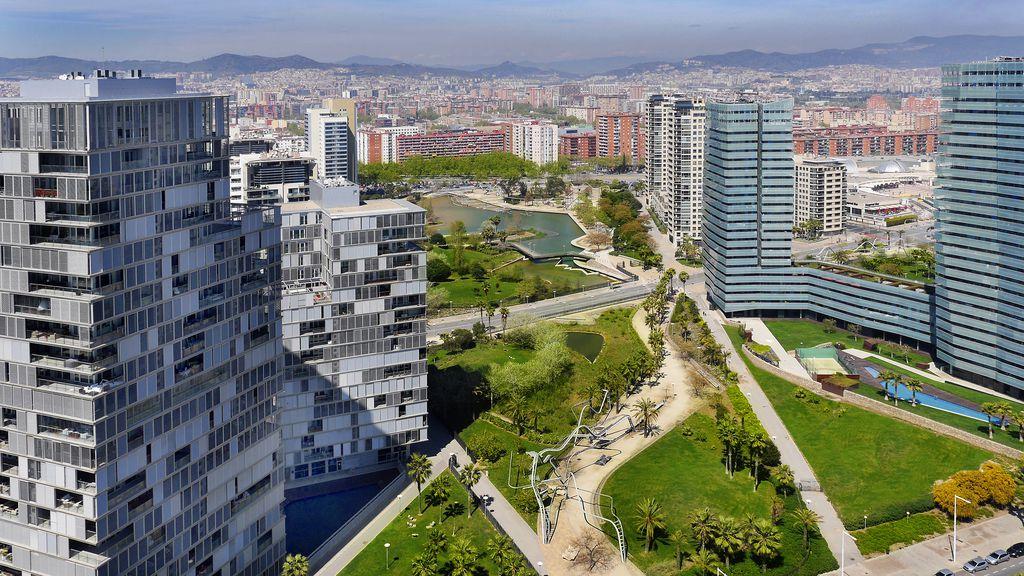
[284,482,385,556]
[863,366,999,423]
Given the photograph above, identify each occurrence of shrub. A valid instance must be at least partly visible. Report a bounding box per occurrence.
[885,214,918,227]
[465,432,506,462]
[429,232,446,246]
[933,462,1015,519]
[426,258,452,282]
[440,329,475,352]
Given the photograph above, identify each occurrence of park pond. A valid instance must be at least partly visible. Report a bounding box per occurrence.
[566,331,604,362]
[425,194,584,257]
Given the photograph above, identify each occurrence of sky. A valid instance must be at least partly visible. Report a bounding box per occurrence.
[1,0,1022,65]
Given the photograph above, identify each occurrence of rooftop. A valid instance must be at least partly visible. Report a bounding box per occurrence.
[3,70,212,102]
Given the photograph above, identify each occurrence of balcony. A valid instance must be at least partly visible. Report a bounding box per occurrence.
[31,353,117,374]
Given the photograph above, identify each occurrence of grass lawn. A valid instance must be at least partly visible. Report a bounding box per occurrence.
[724,325,994,529]
[602,412,837,576]
[850,510,949,556]
[459,419,551,523]
[763,319,931,365]
[341,471,527,576]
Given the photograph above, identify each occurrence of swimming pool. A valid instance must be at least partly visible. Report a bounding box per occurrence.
[863,366,999,423]
[284,482,386,556]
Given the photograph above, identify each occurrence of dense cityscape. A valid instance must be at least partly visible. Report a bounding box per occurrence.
[2,5,1024,576]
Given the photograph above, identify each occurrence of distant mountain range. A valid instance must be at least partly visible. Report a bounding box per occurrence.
[4,35,1024,80]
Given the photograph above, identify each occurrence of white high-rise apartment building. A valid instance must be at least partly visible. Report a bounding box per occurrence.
[278,180,427,486]
[505,122,558,165]
[0,72,285,576]
[646,95,706,244]
[306,109,352,182]
[230,153,315,206]
[794,157,846,234]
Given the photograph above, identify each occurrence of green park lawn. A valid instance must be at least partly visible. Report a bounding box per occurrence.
[763,319,932,366]
[850,510,949,556]
[602,412,837,576]
[459,419,550,523]
[341,470,527,576]
[724,325,994,529]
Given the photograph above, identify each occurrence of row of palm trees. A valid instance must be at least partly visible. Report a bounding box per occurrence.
[633,500,822,575]
[715,414,788,493]
[877,369,923,407]
[980,400,1023,441]
[410,531,529,576]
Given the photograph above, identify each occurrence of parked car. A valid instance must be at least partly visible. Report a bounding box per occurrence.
[1008,542,1024,558]
[934,569,954,576]
[963,557,989,573]
[985,549,1010,565]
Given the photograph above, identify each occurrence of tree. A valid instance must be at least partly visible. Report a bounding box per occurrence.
[407,453,432,512]
[410,553,437,576]
[669,529,686,569]
[426,258,452,282]
[790,508,822,550]
[427,476,452,522]
[570,532,613,573]
[632,398,661,437]
[449,535,477,576]
[486,303,496,327]
[633,497,667,552]
[822,318,836,334]
[585,230,613,249]
[506,393,530,435]
[879,369,899,401]
[425,526,448,559]
[748,431,771,491]
[848,323,862,343]
[688,549,721,576]
[770,464,795,495]
[499,306,510,333]
[281,553,309,576]
[1014,411,1024,443]
[480,220,497,244]
[831,249,853,265]
[713,517,745,569]
[458,463,482,517]
[746,518,782,574]
[450,221,468,273]
[982,402,999,439]
[688,507,719,552]
[487,534,516,570]
[905,378,923,406]
[997,402,1014,431]
[770,495,785,525]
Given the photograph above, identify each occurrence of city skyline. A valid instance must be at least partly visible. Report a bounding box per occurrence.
[2,0,1024,65]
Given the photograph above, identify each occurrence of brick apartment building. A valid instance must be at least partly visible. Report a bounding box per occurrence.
[793,126,937,156]
[596,112,645,165]
[559,131,597,159]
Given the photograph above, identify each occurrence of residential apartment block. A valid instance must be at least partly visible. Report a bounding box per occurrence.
[356,126,424,164]
[230,153,314,206]
[395,129,505,162]
[794,157,846,234]
[306,103,355,183]
[793,126,937,156]
[503,122,558,165]
[596,112,644,165]
[559,131,597,159]
[278,180,427,486]
[0,72,285,576]
[646,95,705,243]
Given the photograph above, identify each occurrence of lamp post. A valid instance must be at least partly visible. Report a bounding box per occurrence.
[841,530,857,576]
[384,542,391,569]
[953,495,971,563]
[716,568,730,576]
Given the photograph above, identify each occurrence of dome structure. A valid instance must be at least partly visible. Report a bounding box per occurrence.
[869,159,910,174]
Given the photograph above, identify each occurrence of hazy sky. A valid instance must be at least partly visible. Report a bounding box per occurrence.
[1,0,1022,65]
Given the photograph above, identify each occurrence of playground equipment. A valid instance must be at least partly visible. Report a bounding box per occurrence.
[508,390,635,562]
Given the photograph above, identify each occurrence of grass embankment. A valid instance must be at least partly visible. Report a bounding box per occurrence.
[724,325,993,530]
[341,471,528,576]
[602,409,836,574]
[764,319,932,366]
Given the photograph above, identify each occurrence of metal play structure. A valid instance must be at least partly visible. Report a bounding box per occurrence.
[507,390,636,562]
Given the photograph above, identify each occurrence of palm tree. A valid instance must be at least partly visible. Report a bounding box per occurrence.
[449,535,477,576]
[688,507,719,552]
[458,463,482,518]
[633,497,667,552]
[981,402,999,439]
[499,306,510,333]
[668,529,686,569]
[879,369,899,401]
[746,518,783,574]
[632,398,661,437]
[410,553,437,576]
[770,464,795,495]
[1015,411,1024,443]
[997,402,1014,431]
[486,303,496,327]
[831,249,853,265]
[790,508,822,550]
[748,431,770,490]
[407,453,432,512]
[713,516,746,569]
[281,553,309,576]
[425,527,447,559]
[427,476,452,522]
[506,393,530,435]
[688,549,721,576]
[487,534,516,569]
[905,378,923,406]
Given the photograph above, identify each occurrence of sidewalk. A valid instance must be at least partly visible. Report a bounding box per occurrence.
[827,512,1024,575]
[314,419,546,576]
[687,285,856,567]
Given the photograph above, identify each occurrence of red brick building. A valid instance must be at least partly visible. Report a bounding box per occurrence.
[595,112,645,165]
[559,132,597,159]
[793,126,937,156]
[395,129,506,161]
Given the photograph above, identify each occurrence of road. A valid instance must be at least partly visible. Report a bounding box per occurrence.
[962,556,1024,576]
[427,280,656,336]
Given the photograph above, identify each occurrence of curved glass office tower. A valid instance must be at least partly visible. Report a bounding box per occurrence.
[935,58,1024,397]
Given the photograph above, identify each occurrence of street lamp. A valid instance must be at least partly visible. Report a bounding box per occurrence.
[384,542,391,569]
[841,530,857,576]
[952,495,971,563]
[716,568,730,576]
